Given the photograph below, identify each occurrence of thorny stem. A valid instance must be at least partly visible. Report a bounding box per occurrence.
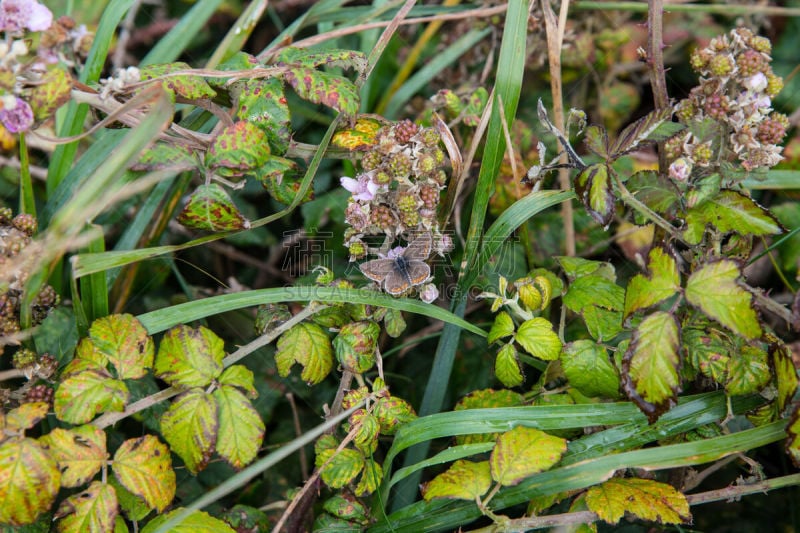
[93,303,325,429]
[647,0,670,174]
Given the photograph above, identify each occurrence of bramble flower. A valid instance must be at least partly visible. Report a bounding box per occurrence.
[0,96,33,132]
[341,172,383,202]
[0,0,53,34]
[419,283,439,304]
[668,158,692,182]
[743,72,768,92]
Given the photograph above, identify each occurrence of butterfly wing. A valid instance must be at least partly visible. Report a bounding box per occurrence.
[404,233,432,261]
[359,258,395,283]
[383,269,411,295]
[404,261,431,286]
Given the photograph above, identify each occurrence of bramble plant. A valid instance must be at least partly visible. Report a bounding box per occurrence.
[1,1,799,532]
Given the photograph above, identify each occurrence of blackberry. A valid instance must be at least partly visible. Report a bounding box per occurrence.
[0,206,11,224]
[37,354,58,379]
[399,210,420,227]
[35,285,59,309]
[417,154,436,174]
[396,192,418,214]
[690,49,711,72]
[692,143,713,165]
[766,74,783,97]
[11,214,37,236]
[388,152,412,178]
[13,348,37,369]
[1,228,30,257]
[703,93,729,120]
[361,150,382,171]
[419,128,440,147]
[370,205,396,230]
[664,135,685,160]
[757,115,787,145]
[373,170,392,186]
[0,315,19,336]
[348,240,366,259]
[419,185,439,209]
[393,119,419,145]
[750,36,772,54]
[736,49,767,77]
[25,384,54,405]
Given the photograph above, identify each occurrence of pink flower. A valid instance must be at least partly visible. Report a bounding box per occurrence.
[743,72,768,92]
[668,158,692,182]
[0,97,33,132]
[419,283,439,303]
[340,172,383,202]
[0,0,53,33]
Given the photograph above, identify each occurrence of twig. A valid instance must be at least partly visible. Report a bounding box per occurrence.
[286,392,309,480]
[112,0,144,70]
[647,0,670,174]
[0,156,48,180]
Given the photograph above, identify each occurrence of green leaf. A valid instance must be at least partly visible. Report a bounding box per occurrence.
[621,312,681,422]
[112,435,175,513]
[230,78,291,154]
[109,476,150,522]
[316,447,364,489]
[213,386,265,469]
[726,345,770,396]
[89,314,154,379]
[585,477,691,525]
[561,340,620,398]
[609,107,676,157]
[257,160,312,206]
[454,389,525,445]
[275,322,334,385]
[220,505,271,532]
[488,312,515,344]
[141,508,236,533]
[139,62,216,100]
[354,458,383,497]
[556,257,616,281]
[205,121,271,178]
[495,343,524,388]
[333,321,380,374]
[421,460,491,501]
[623,246,681,319]
[577,163,614,226]
[514,318,562,361]
[582,306,623,342]
[583,125,609,158]
[0,438,61,526]
[217,365,257,398]
[771,343,798,413]
[132,143,198,172]
[788,406,800,468]
[277,47,367,72]
[55,480,118,533]
[154,325,225,389]
[177,184,250,232]
[490,426,568,486]
[683,190,783,245]
[160,389,218,475]
[685,260,762,340]
[323,494,368,523]
[383,308,407,338]
[373,395,417,436]
[628,170,680,217]
[54,367,129,424]
[39,426,107,487]
[563,275,624,312]
[282,67,360,116]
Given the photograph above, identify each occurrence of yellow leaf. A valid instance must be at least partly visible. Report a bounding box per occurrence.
[112,435,175,512]
[490,426,567,486]
[585,477,691,525]
[40,425,108,487]
[421,460,491,501]
[0,437,61,525]
[55,480,118,532]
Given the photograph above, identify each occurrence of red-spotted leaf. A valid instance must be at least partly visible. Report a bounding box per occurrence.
[160,389,218,475]
[561,340,620,398]
[586,477,691,525]
[40,425,107,487]
[54,480,118,533]
[316,447,364,489]
[283,67,360,116]
[133,143,198,172]
[771,342,799,412]
[575,163,614,226]
[685,260,762,340]
[89,314,154,379]
[177,184,250,232]
[139,62,216,100]
[0,437,61,526]
[254,157,310,205]
[514,317,562,361]
[154,325,225,388]
[609,107,679,157]
[373,394,417,435]
[624,246,680,319]
[213,385,265,470]
[332,117,383,151]
[421,460,491,501]
[683,190,783,245]
[206,121,271,178]
[490,426,568,486]
[5,402,49,432]
[112,435,175,512]
[218,365,258,398]
[323,493,368,523]
[621,311,681,422]
[230,78,291,153]
[684,327,730,383]
[725,345,770,396]
[275,322,334,385]
[495,343,524,388]
[72,338,108,369]
[141,508,236,533]
[54,366,129,424]
[787,405,800,468]
[277,47,367,73]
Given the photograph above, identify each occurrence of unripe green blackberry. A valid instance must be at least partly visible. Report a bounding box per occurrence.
[689,48,711,72]
[736,49,766,77]
[25,384,54,405]
[0,293,14,315]
[388,152,412,178]
[0,206,11,224]
[370,204,396,230]
[396,192,418,214]
[419,185,439,209]
[433,170,448,186]
[692,143,713,165]
[394,119,419,145]
[13,348,37,369]
[373,170,392,185]
[708,54,733,77]
[0,315,19,336]
[12,214,37,236]
[420,127,440,147]
[348,240,366,259]
[399,210,420,227]
[433,148,445,165]
[751,36,771,54]
[676,101,695,123]
[766,74,783,96]
[361,150,382,171]
[418,154,436,174]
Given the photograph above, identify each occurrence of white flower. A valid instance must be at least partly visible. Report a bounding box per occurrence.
[419,283,439,303]
[743,72,768,92]
[340,172,383,202]
[0,0,53,33]
[668,158,692,182]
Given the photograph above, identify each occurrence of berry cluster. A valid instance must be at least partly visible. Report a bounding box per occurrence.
[673,28,787,176]
[341,120,450,259]
[0,207,59,336]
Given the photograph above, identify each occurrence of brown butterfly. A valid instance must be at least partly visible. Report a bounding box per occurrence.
[359,234,432,295]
